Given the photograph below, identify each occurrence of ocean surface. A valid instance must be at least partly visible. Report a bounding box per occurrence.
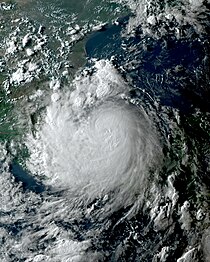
[0,0,210,261]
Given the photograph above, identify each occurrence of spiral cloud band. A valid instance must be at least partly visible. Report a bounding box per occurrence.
[28,60,161,215]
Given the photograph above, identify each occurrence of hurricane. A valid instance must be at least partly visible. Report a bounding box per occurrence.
[0,0,210,261]
[27,60,161,217]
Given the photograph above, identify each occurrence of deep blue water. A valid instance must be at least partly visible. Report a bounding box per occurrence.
[10,162,45,193]
[85,18,209,113]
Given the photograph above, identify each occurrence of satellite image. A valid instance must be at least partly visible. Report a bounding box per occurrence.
[0,0,210,261]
